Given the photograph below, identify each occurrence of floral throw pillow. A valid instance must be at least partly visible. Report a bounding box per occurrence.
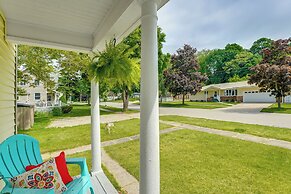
[9,158,67,194]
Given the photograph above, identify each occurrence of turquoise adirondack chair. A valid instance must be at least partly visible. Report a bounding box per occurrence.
[0,135,94,194]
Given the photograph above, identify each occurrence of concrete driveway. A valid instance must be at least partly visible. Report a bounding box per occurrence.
[102,102,291,129]
[159,103,291,129]
[216,103,271,114]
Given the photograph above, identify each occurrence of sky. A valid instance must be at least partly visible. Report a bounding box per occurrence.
[157,0,291,54]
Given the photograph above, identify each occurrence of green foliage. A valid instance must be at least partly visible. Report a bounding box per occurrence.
[61,105,73,114]
[90,40,140,111]
[224,51,262,80]
[225,43,244,52]
[17,45,58,90]
[249,38,291,108]
[197,49,211,74]
[198,43,244,84]
[123,26,171,97]
[90,40,140,88]
[196,40,274,84]
[17,45,93,103]
[51,107,62,116]
[228,74,249,82]
[250,38,273,55]
[57,52,91,103]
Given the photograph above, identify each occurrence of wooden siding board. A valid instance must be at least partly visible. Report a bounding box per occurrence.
[0,12,16,143]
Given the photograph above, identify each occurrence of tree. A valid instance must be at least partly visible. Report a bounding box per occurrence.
[199,43,244,84]
[164,44,208,104]
[249,38,291,108]
[250,38,272,55]
[123,26,171,99]
[228,74,249,82]
[197,49,211,74]
[57,52,91,103]
[224,51,262,80]
[90,40,140,111]
[17,45,57,91]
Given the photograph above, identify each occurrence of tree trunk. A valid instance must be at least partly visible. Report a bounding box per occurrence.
[278,97,282,109]
[122,89,129,112]
[182,94,185,105]
[87,95,90,106]
[80,94,82,102]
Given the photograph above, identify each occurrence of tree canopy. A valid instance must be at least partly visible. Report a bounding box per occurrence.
[250,38,272,55]
[164,44,208,104]
[249,38,291,108]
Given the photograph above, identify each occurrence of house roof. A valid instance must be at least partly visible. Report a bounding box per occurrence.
[0,0,168,52]
[202,81,257,91]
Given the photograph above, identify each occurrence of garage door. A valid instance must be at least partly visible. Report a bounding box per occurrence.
[243,91,276,103]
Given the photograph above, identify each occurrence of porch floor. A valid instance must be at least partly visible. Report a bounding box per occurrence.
[88,171,118,194]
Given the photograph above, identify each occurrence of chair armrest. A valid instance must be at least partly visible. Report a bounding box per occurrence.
[1,187,54,194]
[66,158,89,177]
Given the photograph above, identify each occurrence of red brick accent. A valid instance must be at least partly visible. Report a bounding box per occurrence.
[220,96,243,102]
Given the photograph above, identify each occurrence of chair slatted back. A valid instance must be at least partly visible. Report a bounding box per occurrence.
[0,134,43,179]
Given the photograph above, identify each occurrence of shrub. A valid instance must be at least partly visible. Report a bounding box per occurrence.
[61,105,73,114]
[52,107,62,116]
[34,111,50,118]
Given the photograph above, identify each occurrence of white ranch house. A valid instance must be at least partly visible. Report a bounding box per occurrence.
[0,0,169,193]
[190,81,291,103]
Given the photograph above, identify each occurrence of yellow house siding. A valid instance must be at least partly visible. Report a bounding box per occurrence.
[0,12,16,143]
[190,91,206,101]
[237,87,259,96]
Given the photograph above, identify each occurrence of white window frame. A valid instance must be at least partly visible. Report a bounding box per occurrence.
[35,93,41,100]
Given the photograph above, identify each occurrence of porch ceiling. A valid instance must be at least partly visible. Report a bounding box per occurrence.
[0,0,168,52]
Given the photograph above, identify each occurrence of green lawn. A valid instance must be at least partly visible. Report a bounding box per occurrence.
[66,151,125,194]
[108,98,138,103]
[261,103,291,114]
[19,118,172,153]
[159,101,233,109]
[105,130,291,193]
[160,115,291,142]
[100,105,139,114]
[30,105,138,130]
[62,104,138,117]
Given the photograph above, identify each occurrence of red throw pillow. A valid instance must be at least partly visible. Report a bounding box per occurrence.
[26,152,73,184]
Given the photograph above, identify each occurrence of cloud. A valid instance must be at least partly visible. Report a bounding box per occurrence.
[157,0,291,54]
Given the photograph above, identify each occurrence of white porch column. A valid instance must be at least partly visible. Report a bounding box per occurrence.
[91,80,102,173]
[139,0,160,194]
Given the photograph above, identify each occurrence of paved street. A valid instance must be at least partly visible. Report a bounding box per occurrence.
[50,102,291,128]
[102,102,291,129]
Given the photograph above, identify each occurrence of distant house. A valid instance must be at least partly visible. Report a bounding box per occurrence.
[190,81,291,103]
[18,75,62,107]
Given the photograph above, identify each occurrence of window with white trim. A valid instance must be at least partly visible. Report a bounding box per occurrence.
[35,93,41,100]
[224,89,237,96]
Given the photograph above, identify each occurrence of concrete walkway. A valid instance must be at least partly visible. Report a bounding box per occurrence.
[101,149,139,194]
[160,120,291,150]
